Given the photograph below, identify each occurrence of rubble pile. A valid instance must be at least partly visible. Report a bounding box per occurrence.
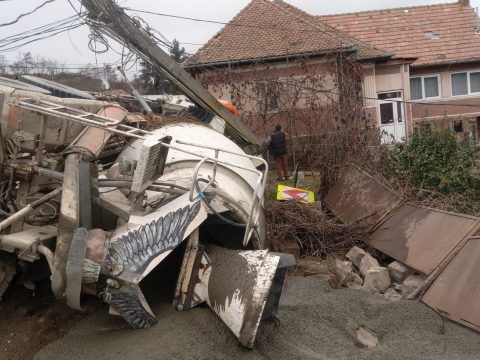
[293,247,425,301]
[325,245,426,300]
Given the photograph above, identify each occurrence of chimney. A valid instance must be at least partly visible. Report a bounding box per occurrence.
[458,0,470,6]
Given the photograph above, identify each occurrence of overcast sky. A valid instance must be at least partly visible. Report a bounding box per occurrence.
[1,0,479,72]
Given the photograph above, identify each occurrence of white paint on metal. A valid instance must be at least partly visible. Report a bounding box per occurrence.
[120,124,260,188]
[119,124,267,246]
[193,247,280,348]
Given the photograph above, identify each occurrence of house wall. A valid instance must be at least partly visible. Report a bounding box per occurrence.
[193,59,480,142]
[409,63,480,142]
[375,65,405,93]
[194,58,344,136]
[366,61,480,142]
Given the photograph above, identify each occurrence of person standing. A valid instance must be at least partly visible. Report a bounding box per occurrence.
[266,125,289,181]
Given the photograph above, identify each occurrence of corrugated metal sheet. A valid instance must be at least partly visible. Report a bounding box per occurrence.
[324,165,403,226]
[422,236,480,332]
[370,204,480,275]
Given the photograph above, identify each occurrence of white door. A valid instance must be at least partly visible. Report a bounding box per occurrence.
[378,91,406,143]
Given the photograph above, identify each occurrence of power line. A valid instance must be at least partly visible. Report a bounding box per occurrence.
[123,4,355,40]
[0,14,85,53]
[0,22,84,53]
[0,0,56,27]
[0,15,79,43]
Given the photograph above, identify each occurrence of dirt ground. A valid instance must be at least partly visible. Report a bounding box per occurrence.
[32,276,480,360]
[0,281,84,360]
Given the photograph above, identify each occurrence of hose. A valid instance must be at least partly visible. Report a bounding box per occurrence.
[195,178,247,228]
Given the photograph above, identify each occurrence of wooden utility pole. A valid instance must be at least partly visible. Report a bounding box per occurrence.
[80,0,260,147]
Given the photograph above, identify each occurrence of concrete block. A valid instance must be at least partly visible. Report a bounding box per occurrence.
[346,273,363,290]
[363,266,391,293]
[401,275,426,299]
[384,287,402,301]
[359,253,379,276]
[333,259,363,289]
[346,246,367,267]
[357,327,378,348]
[388,261,412,282]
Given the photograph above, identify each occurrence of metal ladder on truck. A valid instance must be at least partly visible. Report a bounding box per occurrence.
[11,97,267,246]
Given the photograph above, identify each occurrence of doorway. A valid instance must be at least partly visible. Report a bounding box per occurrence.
[377,91,406,143]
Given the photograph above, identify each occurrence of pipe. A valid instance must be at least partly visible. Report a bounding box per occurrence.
[0,236,56,273]
[36,167,64,181]
[37,245,55,272]
[0,187,62,232]
[118,67,153,113]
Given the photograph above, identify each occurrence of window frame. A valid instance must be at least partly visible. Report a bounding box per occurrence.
[409,75,441,101]
[256,82,280,113]
[450,70,480,97]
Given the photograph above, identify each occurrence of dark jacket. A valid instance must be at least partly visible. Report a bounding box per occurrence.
[268,130,287,156]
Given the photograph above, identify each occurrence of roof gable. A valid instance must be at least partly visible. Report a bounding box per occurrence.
[187,0,390,67]
[320,1,480,66]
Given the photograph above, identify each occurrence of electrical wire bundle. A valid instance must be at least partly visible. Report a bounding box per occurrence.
[0,14,85,53]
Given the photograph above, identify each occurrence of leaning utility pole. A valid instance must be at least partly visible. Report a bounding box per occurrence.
[79,0,261,147]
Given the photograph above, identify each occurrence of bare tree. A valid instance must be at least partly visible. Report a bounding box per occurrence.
[11,52,36,74]
[0,55,8,75]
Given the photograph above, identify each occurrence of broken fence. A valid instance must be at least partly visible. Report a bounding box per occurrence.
[325,164,480,332]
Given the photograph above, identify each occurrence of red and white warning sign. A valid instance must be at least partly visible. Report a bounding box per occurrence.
[276,185,315,203]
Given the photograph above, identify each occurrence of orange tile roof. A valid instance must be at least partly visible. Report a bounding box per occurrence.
[320,0,480,66]
[187,0,390,67]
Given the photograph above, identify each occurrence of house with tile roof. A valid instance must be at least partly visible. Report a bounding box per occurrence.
[187,0,480,142]
[321,0,480,142]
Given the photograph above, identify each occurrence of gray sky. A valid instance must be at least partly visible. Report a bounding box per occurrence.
[1,0,479,72]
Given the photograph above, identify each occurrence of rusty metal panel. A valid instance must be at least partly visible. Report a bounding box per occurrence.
[422,237,480,332]
[324,165,403,225]
[70,105,128,157]
[370,204,480,275]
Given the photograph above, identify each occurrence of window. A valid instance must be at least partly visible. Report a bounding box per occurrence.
[378,91,402,100]
[257,83,279,112]
[379,103,394,124]
[453,120,464,133]
[397,102,403,123]
[451,71,480,96]
[420,122,432,130]
[410,76,440,100]
[452,73,468,96]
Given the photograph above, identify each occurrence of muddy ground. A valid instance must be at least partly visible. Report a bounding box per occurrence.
[29,276,480,360]
[0,280,84,360]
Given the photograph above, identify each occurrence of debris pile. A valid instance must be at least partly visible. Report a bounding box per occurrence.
[266,201,371,257]
[324,164,480,332]
[337,245,425,299]
[0,0,294,347]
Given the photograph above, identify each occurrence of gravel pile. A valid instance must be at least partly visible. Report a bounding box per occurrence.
[36,276,480,360]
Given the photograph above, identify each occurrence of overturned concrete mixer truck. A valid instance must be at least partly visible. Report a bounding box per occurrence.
[0,0,294,349]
